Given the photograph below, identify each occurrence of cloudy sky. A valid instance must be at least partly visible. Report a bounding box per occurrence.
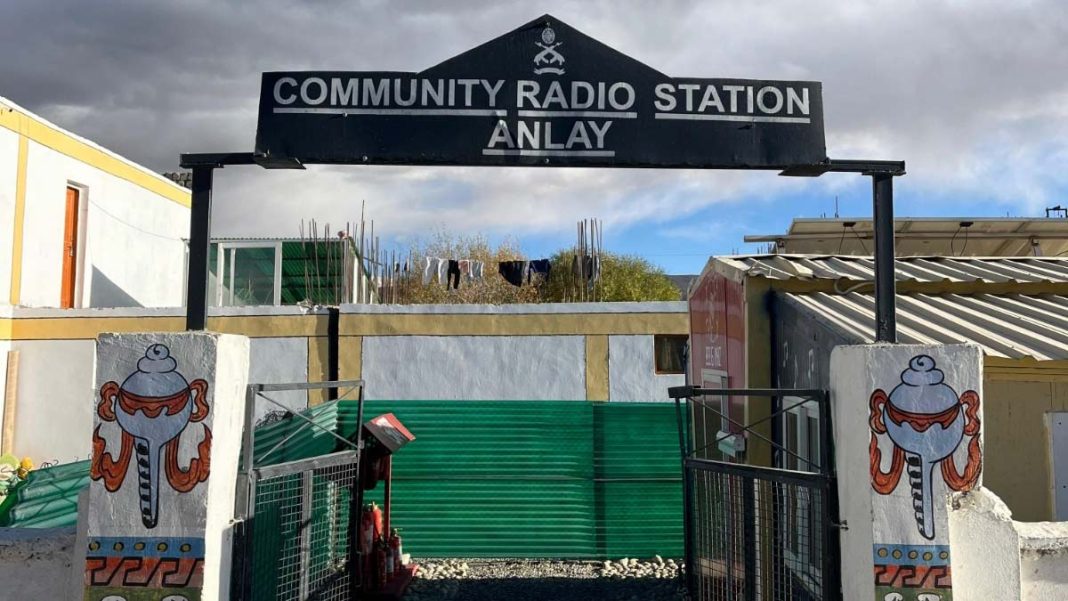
[3,0,1067,273]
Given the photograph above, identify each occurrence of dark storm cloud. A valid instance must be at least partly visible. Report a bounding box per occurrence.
[2,1,1067,239]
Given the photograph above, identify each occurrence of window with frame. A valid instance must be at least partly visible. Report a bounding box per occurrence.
[654,334,688,374]
[209,242,281,306]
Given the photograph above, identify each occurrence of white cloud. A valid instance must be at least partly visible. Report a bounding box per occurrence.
[3,0,1067,243]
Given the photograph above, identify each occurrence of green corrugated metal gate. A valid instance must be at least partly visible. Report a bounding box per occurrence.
[3,399,683,562]
[360,400,683,559]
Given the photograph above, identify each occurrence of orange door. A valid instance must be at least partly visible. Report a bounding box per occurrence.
[60,187,79,308]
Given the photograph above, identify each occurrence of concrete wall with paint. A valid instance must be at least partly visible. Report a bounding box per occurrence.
[0,306,326,464]
[608,335,684,401]
[0,302,687,462]
[0,126,19,303]
[85,332,248,601]
[340,302,688,402]
[831,344,984,601]
[363,335,586,400]
[949,486,1068,600]
[0,526,77,599]
[1,96,190,309]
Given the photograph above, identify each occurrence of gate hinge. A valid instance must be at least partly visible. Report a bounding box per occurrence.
[831,520,849,531]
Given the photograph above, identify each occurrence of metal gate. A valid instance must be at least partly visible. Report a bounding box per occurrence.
[668,386,841,601]
[231,381,366,601]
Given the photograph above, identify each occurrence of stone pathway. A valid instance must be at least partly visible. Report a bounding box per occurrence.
[405,558,689,601]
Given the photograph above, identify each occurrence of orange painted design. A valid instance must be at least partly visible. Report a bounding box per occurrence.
[90,426,132,492]
[117,388,191,418]
[869,389,905,494]
[187,379,209,422]
[60,187,79,308]
[942,390,982,491]
[165,426,212,492]
[885,402,960,433]
[98,381,120,421]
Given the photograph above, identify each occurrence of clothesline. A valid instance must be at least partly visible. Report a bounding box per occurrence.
[421,255,601,289]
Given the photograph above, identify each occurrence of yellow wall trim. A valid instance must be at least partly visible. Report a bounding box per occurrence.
[985,356,1068,381]
[2,312,685,341]
[339,336,363,383]
[1,314,323,340]
[585,335,609,401]
[0,106,190,208]
[307,336,329,406]
[9,135,28,304]
[341,312,688,337]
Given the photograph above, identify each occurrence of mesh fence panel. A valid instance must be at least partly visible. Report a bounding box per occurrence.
[250,459,356,601]
[688,463,833,601]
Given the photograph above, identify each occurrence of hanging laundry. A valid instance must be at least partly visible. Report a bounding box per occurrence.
[437,258,448,284]
[527,259,551,284]
[459,259,472,283]
[423,257,441,285]
[447,260,461,289]
[498,261,527,287]
[471,260,484,280]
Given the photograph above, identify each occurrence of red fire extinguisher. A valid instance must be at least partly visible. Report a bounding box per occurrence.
[389,528,403,570]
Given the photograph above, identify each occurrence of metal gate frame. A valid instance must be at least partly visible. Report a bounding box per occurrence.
[231,380,366,601]
[668,386,842,601]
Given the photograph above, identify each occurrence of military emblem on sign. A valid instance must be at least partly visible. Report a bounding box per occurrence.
[533,26,565,75]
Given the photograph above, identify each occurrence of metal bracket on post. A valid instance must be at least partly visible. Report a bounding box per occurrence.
[781,159,904,343]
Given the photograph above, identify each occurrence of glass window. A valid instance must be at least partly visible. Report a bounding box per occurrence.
[654,334,688,374]
[210,243,280,306]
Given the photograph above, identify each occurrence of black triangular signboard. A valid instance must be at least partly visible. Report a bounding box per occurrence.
[255,14,826,169]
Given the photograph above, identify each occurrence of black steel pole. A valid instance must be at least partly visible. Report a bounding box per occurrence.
[872,174,897,342]
[186,166,214,330]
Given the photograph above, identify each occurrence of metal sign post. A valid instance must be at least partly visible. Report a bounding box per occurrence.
[182,14,903,341]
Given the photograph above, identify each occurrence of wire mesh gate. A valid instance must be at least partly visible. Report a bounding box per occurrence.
[231,381,366,601]
[668,387,841,601]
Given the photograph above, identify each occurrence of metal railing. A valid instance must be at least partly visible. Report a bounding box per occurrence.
[668,386,841,601]
[231,380,365,601]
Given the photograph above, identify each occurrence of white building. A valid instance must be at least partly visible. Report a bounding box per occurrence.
[0,96,190,309]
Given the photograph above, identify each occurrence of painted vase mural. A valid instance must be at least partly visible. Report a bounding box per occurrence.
[869,355,982,539]
[868,354,982,600]
[91,344,212,528]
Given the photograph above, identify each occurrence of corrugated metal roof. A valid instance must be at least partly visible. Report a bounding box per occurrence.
[744,217,1068,257]
[781,291,1068,360]
[717,254,1068,285]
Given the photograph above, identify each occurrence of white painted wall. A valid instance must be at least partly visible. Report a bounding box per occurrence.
[0,126,19,303]
[949,486,1068,600]
[10,338,96,464]
[362,335,586,400]
[18,139,188,308]
[249,336,309,422]
[608,335,683,402]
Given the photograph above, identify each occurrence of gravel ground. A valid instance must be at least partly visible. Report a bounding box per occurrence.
[406,557,689,601]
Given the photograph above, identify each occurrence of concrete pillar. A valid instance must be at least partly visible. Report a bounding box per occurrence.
[830,343,983,601]
[83,332,249,601]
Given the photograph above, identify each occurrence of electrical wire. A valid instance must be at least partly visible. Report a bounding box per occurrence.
[88,199,184,242]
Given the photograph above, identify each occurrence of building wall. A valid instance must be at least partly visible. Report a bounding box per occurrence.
[363,335,586,400]
[0,302,688,464]
[608,335,684,402]
[1,97,190,309]
[0,127,19,303]
[983,362,1068,522]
